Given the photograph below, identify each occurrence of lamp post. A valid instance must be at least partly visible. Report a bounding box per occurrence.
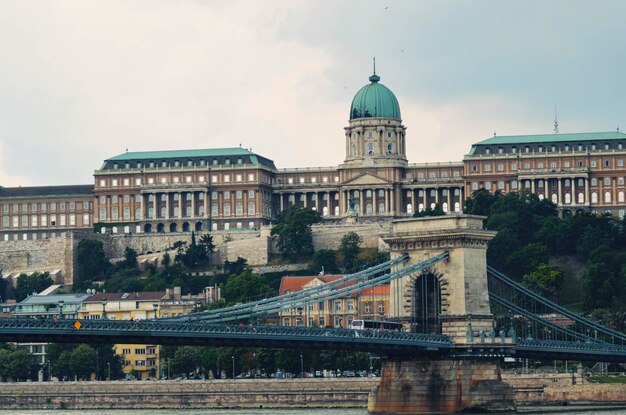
[300,354,304,378]
[58,300,64,319]
[101,298,107,320]
[107,362,111,381]
[167,358,171,379]
[47,360,51,381]
[232,355,235,380]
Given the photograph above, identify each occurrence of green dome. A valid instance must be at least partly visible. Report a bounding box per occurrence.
[349,74,401,120]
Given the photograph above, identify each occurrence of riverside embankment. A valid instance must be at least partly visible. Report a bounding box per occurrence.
[0,374,625,410]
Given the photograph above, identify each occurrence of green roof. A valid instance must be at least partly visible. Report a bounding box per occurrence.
[474,131,626,146]
[107,147,258,162]
[350,73,401,120]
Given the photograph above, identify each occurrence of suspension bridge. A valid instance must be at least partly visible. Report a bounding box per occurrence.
[0,214,624,413]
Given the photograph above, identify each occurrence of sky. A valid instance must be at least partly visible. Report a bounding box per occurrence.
[0,0,625,186]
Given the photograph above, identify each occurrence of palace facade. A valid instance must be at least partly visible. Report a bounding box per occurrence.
[2,71,626,241]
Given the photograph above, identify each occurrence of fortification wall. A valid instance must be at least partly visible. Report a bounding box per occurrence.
[0,234,72,285]
[0,221,391,285]
[311,222,391,251]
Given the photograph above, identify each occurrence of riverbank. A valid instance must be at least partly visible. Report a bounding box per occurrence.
[0,374,625,410]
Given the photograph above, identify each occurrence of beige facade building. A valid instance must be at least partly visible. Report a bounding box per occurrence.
[1,72,626,243]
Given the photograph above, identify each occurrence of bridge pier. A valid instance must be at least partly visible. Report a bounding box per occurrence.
[368,359,515,414]
[371,215,515,413]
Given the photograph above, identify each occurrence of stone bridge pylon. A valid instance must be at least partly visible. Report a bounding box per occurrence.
[368,215,515,414]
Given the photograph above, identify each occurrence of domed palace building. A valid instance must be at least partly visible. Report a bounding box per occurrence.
[1,70,626,240]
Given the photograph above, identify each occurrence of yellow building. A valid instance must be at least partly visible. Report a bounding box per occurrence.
[78,289,200,379]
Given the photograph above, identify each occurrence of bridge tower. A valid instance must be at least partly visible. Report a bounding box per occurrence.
[368,215,515,414]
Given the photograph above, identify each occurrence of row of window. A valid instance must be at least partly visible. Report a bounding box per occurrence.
[279,176,340,185]
[471,159,624,173]
[98,172,258,188]
[1,213,90,229]
[111,157,246,170]
[351,130,398,140]
[407,171,462,180]
[482,142,625,155]
[1,201,88,214]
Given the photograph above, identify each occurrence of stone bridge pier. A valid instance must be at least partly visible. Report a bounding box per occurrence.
[368,215,515,414]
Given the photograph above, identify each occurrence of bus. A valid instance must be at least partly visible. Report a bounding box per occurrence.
[350,319,403,332]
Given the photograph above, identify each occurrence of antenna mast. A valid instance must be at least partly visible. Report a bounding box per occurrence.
[553,106,559,134]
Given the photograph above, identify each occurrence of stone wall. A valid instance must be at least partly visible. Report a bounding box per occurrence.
[0,234,72,285]
[0,221,393,286]
[0,378,378,409]
[311,222,391,251]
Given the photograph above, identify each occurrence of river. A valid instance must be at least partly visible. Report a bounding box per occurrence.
[1,407,626,415]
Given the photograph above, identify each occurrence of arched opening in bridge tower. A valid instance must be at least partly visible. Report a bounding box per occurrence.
[413,272,441,334]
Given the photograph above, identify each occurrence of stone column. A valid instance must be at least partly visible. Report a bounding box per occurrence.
[324,192,329,216]
[390,188,395,214]
[152,193,157,219]
[423,188,427,211]
[373,189,377,215]
[191,191,196,218]
[531,179,535,194]
[204,191,209,218]
[447,188,451,213]
[165,193,170,219]
[280,193,284,212]
[557,178,562,205]
[178,192,183,218]
[359,189,364,215]
[303,192,307,208]
[315,192,319,212]
[585,178,590,205]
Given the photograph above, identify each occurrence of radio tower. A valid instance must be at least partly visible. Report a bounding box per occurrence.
[553,106,559,134]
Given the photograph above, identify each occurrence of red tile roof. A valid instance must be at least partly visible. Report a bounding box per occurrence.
[279,276,389,297]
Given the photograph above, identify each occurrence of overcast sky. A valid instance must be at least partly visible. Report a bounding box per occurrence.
[1,0,625,186]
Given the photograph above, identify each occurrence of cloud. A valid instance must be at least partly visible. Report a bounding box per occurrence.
[0,1,625,186]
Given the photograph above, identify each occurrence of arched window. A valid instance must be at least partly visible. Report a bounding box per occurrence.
[578,193,584,204]
[160,207,166,218]
[418,203,424,212]
[605,191,612,203]
[366,203,373,214]
[378,202,385,214]
[442,202,448,213]
[551,194,558,204]
[378,189,385,198]
[248,202,255,215]
[564,193,571,204]
[351,144,357,156]
[454,202,460,212]
[430,203,436,210]
[322,206,329,216]
[334,206,339,216]
[367,143,374,154]
[619,192,625,203]
[406,204,413,214]
[186,206,192,217]
[387,143,393,154]
[538,194,544,200]
[591,192,598,203]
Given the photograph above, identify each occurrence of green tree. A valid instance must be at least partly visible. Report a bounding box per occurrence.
[76,239,111,287]
[464,189,500,216]
[271,208,320,261]
[582,262,617,311]
[6,348,32,380]
[123,247,138,269]
[70,344,98,380]
[223,269,273,304]
[172,346,202,377]
[340,232,362,272]
[161,252,171,267]
[522,263,564,299]
[0,348,11,380]
[309,249,340,275]
[413,204,446,217]
[502,243,550,281]
[15,272,54,301]
[223,258,249,277]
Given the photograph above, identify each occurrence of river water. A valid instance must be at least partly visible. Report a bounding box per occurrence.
[1,408,626,415]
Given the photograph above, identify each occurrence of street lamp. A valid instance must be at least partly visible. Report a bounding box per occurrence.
[167,358,171,379]
[232,355,235,380]
[58,300,64,319]
[101,298,107,320]
[300,354,304,378]
[107,362,111,381]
